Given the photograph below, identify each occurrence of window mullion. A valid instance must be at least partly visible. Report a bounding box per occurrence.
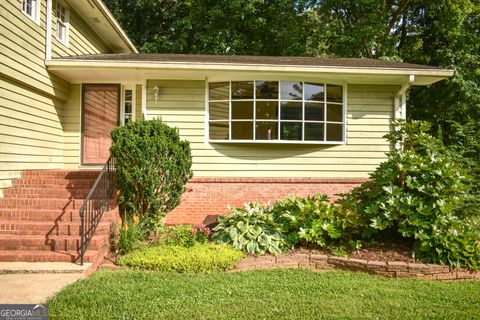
[228,81,232,140]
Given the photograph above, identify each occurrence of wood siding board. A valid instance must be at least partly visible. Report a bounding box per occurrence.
[145,81,394,178]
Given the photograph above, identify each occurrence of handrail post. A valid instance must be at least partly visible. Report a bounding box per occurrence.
[78,155,115,265]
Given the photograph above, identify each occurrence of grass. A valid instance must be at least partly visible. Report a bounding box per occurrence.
[47,269,480,320]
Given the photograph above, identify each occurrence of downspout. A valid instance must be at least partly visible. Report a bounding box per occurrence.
[45,0,52,60]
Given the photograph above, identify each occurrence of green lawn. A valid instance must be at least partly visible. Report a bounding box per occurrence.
[48,269,480,320]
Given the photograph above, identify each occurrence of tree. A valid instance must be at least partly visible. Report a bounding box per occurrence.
[103,0,312,55]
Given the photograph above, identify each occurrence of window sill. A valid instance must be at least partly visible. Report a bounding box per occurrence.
[208,139,346,145]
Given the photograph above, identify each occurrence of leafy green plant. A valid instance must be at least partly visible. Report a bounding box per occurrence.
[270,194,359,248]
[116,219,147,254]
[118,243,244,273]
[338,120,480,269]
[159,224,211,248]
[212,202,289,254]
[110,119,193,232]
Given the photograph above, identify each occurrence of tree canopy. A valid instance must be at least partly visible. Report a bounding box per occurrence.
[104,0,480,199]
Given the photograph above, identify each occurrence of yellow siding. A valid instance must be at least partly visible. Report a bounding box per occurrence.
[51,7,109,57]
[145,80,396,178]
[135,85,142,120]
[0,77,65,175]
[63,84,81,169]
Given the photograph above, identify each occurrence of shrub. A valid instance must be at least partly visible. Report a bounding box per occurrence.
[160,224,211,247]
[338,120,480,269]
[270,194,358,248]
[118,243,244,273]
[212,202,289,254]
[110,120,193,231]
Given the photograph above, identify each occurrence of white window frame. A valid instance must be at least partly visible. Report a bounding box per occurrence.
[206,80,346,145]
[121,85,136,125]
[54,0,69,46]
[21,0,41,25]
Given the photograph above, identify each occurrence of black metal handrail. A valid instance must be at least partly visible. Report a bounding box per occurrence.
[79,156,116,265]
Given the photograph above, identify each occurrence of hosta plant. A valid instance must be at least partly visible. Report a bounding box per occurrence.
[212,202,289,254]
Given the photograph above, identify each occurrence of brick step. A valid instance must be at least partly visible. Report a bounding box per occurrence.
[20,171,101,179]
[0,234,109,251]
[0,198,85,210]
[12,180,97,188]
[0,208,118,222]
[0,249,100,263]
[0,220,112,236]
[2,188,92,199]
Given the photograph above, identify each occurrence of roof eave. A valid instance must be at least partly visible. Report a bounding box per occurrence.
[45,59,454,84]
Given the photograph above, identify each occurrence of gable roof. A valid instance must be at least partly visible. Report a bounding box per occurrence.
[68,0,137,53]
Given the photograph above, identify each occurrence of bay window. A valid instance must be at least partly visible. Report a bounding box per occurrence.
[208,80,345,143]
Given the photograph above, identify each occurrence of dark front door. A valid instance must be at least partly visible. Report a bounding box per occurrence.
[81,84,119,165]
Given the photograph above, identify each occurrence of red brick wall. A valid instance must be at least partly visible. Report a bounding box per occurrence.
[165,177,367,225]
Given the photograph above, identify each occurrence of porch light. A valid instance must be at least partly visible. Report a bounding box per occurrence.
[153,85,159,102]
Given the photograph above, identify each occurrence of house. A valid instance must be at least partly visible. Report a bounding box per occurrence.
[0,0,453,263]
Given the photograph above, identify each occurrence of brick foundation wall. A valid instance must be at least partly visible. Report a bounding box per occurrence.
[165,177,367,225]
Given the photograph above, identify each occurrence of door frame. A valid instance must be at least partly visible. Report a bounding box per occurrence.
[80,83,121,166]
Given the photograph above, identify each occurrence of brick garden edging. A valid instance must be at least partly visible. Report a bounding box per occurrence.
[233,252,479,281]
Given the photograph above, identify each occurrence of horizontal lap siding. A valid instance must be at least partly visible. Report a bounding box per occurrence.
[63,85,81,169]
[0,0,69,100]
[146,81,397,178]
[52,9,109,57]
[0,77,64,176]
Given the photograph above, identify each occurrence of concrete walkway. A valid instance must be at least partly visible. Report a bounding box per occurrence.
[0,262,91,304]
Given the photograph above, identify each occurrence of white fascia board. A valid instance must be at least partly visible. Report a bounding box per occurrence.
[46,60,454,79]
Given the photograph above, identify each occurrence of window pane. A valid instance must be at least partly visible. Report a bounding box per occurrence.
[124,102,132,113]
[281,101,302,120]
[124,114,132,125]
[209,82,229,100]
[305,102,324,121]
[281,122,302,140]
[256,121,278,140]
[256,101,278,120]
[281,82,302,100]
[327,104,342,122]
[326,123,343,141]
[256,81,278,99]
[209,102,229,120]
[209,122,229,140]
[232,121,253,140]
[327,85,343,103]
[125,90,132,101]
[305,123,324,141]
[232,81,254,99]
[232,101,253,119]
[305,83,324,101]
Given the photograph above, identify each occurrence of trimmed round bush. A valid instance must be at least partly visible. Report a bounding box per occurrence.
[118,243,244,273]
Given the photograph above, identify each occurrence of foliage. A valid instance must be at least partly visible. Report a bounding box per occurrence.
[338,120,480,269]
[103,0,311,55]
[117,243,244,273]
[110,120,192,231]
[270,194,358,248]
[158,224,211,248]
[212,202,289,254]
[116,218,147,254]
[48,269,480,320]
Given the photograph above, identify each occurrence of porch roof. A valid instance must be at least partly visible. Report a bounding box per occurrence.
[46,54,454,85]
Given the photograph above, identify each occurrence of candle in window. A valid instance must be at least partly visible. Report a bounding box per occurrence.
[267,129,272,140]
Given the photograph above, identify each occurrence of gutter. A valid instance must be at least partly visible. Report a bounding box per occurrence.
[45,60,454,77]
